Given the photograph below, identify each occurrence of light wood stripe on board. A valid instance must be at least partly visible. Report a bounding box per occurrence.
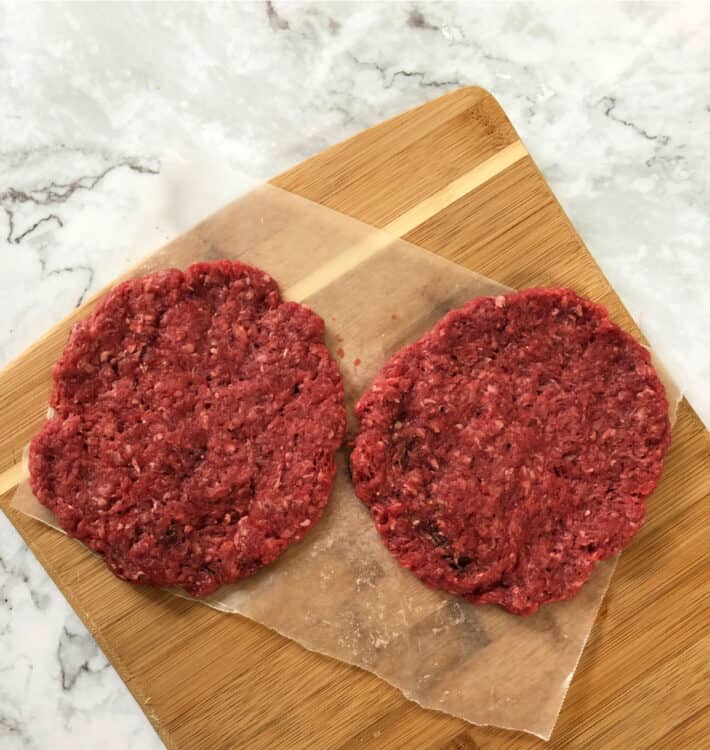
[286,140,527,301]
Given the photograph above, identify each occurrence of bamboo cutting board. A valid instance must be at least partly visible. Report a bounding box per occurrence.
[0,88,707,749]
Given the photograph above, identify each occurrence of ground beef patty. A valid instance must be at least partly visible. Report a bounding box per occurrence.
[30,261,345,596]
[351,288,670,615]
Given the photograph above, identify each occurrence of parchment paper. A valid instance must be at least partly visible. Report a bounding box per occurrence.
[11,163,682,740]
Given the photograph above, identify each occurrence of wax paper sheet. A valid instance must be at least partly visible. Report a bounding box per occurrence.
[11,158,681,740]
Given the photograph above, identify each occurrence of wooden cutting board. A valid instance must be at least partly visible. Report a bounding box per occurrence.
[0,87,707,750]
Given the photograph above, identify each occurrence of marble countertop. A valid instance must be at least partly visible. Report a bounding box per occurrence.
[1,3,707,748]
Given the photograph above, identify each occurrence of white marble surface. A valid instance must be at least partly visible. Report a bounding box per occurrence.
[0,2,707,748]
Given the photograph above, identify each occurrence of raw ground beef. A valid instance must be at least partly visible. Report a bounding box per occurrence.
[29,261,345,596]
[350,288,671,615]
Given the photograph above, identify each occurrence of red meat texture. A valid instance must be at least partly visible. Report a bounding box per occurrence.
[351,289,671,615]
[29,261,345,596]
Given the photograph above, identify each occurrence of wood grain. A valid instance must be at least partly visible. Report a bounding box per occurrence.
[0,87,707,749]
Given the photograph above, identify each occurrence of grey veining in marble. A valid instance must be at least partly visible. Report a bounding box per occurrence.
[1,3,707,748]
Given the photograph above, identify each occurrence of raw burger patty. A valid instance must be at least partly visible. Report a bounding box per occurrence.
[30,261,345,596]
[350,288,670,615]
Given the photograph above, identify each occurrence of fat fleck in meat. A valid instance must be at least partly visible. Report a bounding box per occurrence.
[29,261,346,596]
[350,288,670,615]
